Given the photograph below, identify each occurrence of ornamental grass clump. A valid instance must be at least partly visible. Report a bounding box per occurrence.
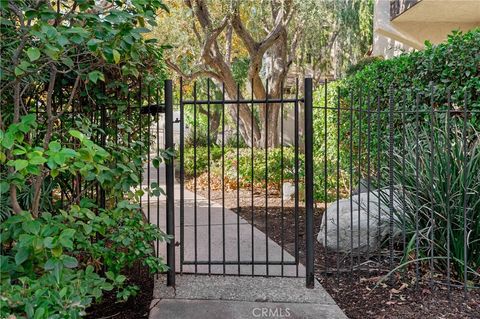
[393,117,480,285]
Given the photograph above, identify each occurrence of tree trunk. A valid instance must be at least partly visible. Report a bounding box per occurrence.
[174,0,295,149]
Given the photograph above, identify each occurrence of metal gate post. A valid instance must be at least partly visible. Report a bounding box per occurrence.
[304,78,315,288]
[165,79,176,287]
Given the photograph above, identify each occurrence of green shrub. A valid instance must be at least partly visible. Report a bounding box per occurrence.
[392,119,480,284]
[344,28,480,115]
[1,0,170,317]
[313,28,480,202]
[183,146,302,189]
[345,56,384,76]
[0,115,170,318]
[223,147,302,187]
[182,146,225,177]
[0,208,167,317]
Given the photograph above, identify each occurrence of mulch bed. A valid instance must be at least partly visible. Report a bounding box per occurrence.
[189,176,480,319]
[85,261,154,319]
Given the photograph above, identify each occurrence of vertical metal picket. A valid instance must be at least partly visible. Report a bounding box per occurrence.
[179,78,185,274]
[304,78,315,288]
[165,79,176,287]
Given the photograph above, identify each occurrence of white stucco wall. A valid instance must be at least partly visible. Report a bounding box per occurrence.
[372,0,414,58]
[372,0,480,59]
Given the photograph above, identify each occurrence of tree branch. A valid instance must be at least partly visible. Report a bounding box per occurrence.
[224,24,233,66]
[166,59,221,81]
[201,16,228,61]
[230,9,257,55]
[31,66,57,217]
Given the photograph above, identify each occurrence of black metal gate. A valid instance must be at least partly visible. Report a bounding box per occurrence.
[163,78,314,288]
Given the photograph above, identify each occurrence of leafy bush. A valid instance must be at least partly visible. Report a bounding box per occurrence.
[223,147,302,188]
[182,146,224,177]
[392,119,480,284]
[0,115,170,318]
[313,28,480,202]
[345,56,384,76]
[1,0,170,316]
[183,146,302,189]
[344,28,480,116]
[1,207,167,317]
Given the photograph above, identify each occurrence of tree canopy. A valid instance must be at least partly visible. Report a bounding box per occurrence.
[153,0,374,147]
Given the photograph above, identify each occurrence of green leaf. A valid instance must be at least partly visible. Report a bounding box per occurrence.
[26,47,41,61]
[44,258,58,270]
[26,302,34,318]
[153,158,160,168]
[62,56,74,68]
[57,35,70,47]
[113,49,121,64]
[22,220,41,235]
[116,275,127,283]
[21,114,36,126]
[88,70,105,84]
[105,271,115,281]
[44,44,60,60]
[51,168,59,178]
[85,210,96,220]
[34,307,46,319]
[0,181,9,194]
[34,306,46,319]
[14,159,29,171]
[43,237,54,248]
[59,228,75,249]
[82,223,92,234]
[14,66,25,76]
[29,155,47,165]
[53,152,67,165]
[12,148,26,155]
[1,131,14,149]
[62,255,78,269]
[15,247,29,265]
[69,129,84,141]
[60,228,75,239]
[52,245,63,257]
[48,141,61,152]
[87,38,103,51]
[53,259,62,283]
[60,148,77,157]
[102,282,114,291]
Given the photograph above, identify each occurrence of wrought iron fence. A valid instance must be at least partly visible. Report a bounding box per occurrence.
[170,77,315,287]
[162,77,478,295]
[23,76,477,295]
[314,80,478,297]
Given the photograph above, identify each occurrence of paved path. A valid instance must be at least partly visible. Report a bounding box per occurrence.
[142,163,302,276]
[141,162,346,318]
[149,275,347,319]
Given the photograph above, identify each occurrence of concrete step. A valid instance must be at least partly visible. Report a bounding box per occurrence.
[150,275,347,319]
[150,299,346,319]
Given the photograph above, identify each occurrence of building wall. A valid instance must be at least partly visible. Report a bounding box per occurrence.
[372,0,480,59]
[372,0,414,58]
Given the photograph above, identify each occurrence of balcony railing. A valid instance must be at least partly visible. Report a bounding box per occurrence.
[390,0,422,20]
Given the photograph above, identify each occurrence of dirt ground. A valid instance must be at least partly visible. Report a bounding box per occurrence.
[189,177,480,319]
[86,261,153,319]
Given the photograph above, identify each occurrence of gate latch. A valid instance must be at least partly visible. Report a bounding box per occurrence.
[140,104,165,115]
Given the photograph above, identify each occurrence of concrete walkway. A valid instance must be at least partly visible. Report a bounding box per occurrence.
[149,275,347,319]
[141,162,346,318]
[142,162,302,276]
